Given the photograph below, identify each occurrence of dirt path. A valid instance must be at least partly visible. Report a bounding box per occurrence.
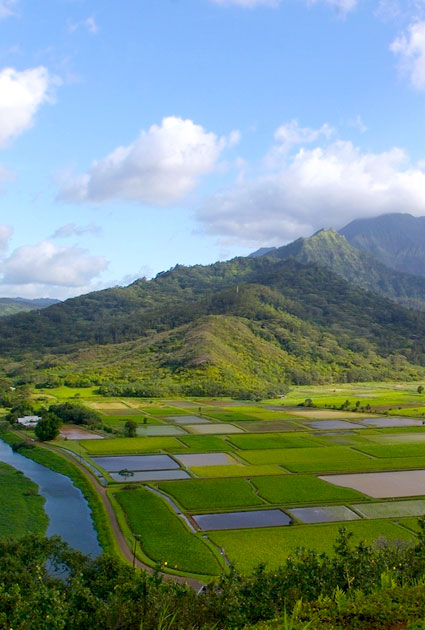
[39,442,204,590]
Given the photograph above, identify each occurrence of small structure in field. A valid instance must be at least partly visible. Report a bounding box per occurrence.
[17,415,41,428]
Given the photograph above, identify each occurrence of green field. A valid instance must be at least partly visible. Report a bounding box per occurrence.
[209,520,417,573]
[157,478,264,510]
[172,435,235,452]
[251,475,367,504]
[115,487,222,575]
[190,464,285,478]
[0,463,48,538]
[81,436,184,454]
[228,432,322,450]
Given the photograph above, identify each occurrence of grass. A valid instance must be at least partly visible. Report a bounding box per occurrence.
[355,444,425,458]
[209,520,417,573]
[171,435,235,453]
[190,464,285,478]
[0,462,48,538]
[240,446,371,467]
[227,433,322,450]
[156,478,265,510]
[252,475,367,504]
[115,487,222,575]
[80,436,183,454]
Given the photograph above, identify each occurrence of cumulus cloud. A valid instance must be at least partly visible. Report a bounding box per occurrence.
[0,0,17,19]
[59,116,234,205]
[199,136,425,246]
[391,21,425,90]
[51,223,102,239]
[266,120,334,166]
[0,66,57,147]
[0,241,108,287]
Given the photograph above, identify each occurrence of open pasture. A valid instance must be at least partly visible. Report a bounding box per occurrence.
[251,475,367,504]
[227,432,322,450]
[173,435,235,453]
[156,478,264,510]
[80,436,184,455]
[208,520,416,573]
[234,421,300,432]
[114,487,222,576]
[190,464,285,478]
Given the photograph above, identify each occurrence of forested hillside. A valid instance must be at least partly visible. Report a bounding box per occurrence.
[261,228,425,310]
[2,257,425,395]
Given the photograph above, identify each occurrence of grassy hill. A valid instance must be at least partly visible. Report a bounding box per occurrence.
[3,257,425,394]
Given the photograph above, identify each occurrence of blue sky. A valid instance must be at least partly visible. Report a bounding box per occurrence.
[1,0,425,298]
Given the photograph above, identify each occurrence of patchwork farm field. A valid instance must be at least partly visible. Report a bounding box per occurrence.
[18,380,425,578]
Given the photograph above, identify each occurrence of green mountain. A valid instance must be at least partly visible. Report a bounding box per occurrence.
[0,298,60,317]
[340,213,425,277]
[261,228,425,310]
[2,257,425,395]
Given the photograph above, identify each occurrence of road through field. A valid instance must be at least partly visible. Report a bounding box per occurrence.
[40,442,204,590]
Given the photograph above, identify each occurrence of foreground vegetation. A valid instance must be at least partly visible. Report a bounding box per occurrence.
[3,527,425,629]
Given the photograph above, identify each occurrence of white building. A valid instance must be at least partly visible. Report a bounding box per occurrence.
[17,415,41,428]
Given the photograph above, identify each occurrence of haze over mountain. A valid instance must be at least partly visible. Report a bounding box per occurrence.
[0,298,60,318]
[340,213,425,277]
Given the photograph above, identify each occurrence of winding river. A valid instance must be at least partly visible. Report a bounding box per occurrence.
[0,438,101,557]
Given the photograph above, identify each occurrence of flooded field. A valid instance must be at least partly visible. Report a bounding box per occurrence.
[361,417,425,428]
[60,425,103,440]
[93,454,179,471]
[289,505,360,523]
[110,470,190,482]
[306,420,364,430]
[185,423,243,435]
[321,469,425,498]
[166,415,210,424]
[136,425,187,436]
[193,509,291,530]
[176,452,240,467]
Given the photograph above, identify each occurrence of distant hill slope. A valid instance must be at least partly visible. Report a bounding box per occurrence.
[0,298,60,317]
[340,213,425,277]
[261,228,425,310]
[2,257,425,394]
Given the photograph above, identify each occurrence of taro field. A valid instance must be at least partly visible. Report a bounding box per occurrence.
[27,381,425,579]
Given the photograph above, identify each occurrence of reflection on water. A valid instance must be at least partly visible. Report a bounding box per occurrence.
[0,438,101,556]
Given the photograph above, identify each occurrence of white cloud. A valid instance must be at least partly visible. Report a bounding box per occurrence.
[0,241,108,287]
[391,21,425,90]
[210,0,281,7]
[0,224,12,255]
[0,0,17,19]
[59,116,234,205]
[69,16,99,35]
[348,114,368,134]
[51,223,102,239]
[199,135,425,246]
[0,66,57,147]
[266,120,334,166]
